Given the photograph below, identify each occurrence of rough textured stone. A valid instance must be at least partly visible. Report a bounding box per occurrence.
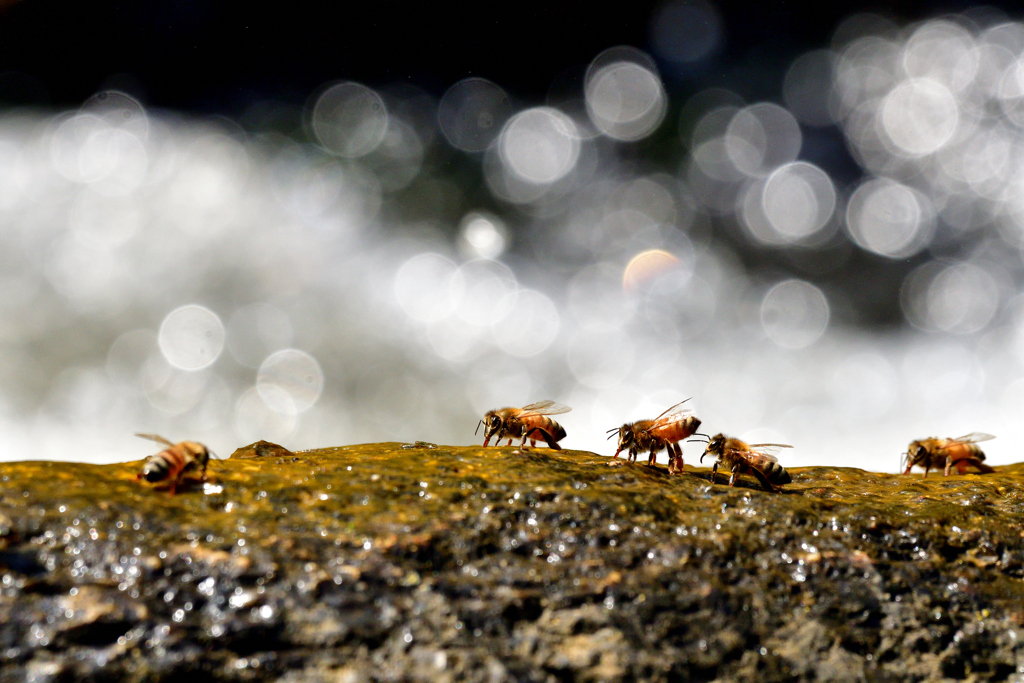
[2,442,1024,681]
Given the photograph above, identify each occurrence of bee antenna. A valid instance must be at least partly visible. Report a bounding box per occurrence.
[693,432,710,440]
[475,420,484,436]
[688,437,709,444]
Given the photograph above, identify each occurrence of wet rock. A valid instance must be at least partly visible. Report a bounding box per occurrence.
[2,443,1024,680]
[232,440,297,460]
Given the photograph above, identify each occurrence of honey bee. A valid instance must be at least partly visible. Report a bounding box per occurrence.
[698,434,792,492]
[902,433,995,477]
[134,433,211,495]
[477,400,571,450]
[607,399,702,474]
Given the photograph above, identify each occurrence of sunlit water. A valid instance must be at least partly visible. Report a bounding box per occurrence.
[2,8,1024,471]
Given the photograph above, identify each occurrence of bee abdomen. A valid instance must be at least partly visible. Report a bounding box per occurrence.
[767,462,791,485]
[143,456,171,482]
[548,421,567,442]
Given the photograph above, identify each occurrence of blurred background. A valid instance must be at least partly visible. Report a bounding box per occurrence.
[0,0,1022,471]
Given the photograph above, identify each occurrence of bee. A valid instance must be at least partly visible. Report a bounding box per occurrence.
[607,399,702,474]
[698,434,792,493]
[477,400,571,450]
[134,433,211,495]
[902,433,995,477]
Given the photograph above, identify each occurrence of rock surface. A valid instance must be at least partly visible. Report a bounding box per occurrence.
[3,442,1024,682]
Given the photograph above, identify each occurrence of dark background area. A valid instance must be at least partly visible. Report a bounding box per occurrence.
[0,0,1005,113]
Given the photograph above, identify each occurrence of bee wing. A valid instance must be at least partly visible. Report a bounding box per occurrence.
[734,448,777,464]
[135,433,175,448]
[645,399,694,431]
[650,398,692,421]
[951,432,995,444]
[746,443,793,461]
[520,400,572,416]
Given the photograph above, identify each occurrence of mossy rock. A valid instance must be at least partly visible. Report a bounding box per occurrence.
[2,442,1024,681]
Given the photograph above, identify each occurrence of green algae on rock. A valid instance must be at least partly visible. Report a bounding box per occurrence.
[3,442,1024,681]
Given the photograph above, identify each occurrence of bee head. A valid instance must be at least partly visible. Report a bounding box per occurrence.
[181,441,210,466]
[905,441,927,470]
[614,424,635,450]
[699,433,726,463]
[482,412,503,440]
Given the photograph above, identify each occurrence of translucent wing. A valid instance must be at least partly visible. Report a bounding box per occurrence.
[135,433,175,448]
[520,400,572,416]
[951,432,995,444]
[646,399,694,430]
[746,443,793,461]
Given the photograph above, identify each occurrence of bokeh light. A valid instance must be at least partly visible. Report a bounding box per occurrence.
[7,8,1024,471]
[256,349,324,414]
[761,162,836,242]
[226,303,293,369]
[846,179,933,258]
[438,78,512,152]
[880,78,959,157]
[650,0,722,65]
[312,82,388,158]
[585,47,667,141]
[622,249,681,293]
[782,50,838,127]
[725,103,802,177]
[158,305,226,371]
[394,253,460,322]
[760,280,830,349]
[499,107,580,184]
[491,290,560,358]
[458,212,508,260]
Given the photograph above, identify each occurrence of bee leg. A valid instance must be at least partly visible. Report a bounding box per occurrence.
[647,449,657,466]
[922,465,929,478]
[531,427,562,450]
[972,461,995,474]
[507,439,513,447]
[670,443,684,474]
[728,471,737,487]
[530,439,537,448]
[750,467,778,493]
[944,456,952,477]
[710,462,718,485]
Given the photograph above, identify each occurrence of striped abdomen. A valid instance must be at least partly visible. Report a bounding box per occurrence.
[648,416,701,443]
[727,451,791,485]
[758,459,792,485]
[523,415,566,443]
[942,442,985,463]
[142,448,188,483]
